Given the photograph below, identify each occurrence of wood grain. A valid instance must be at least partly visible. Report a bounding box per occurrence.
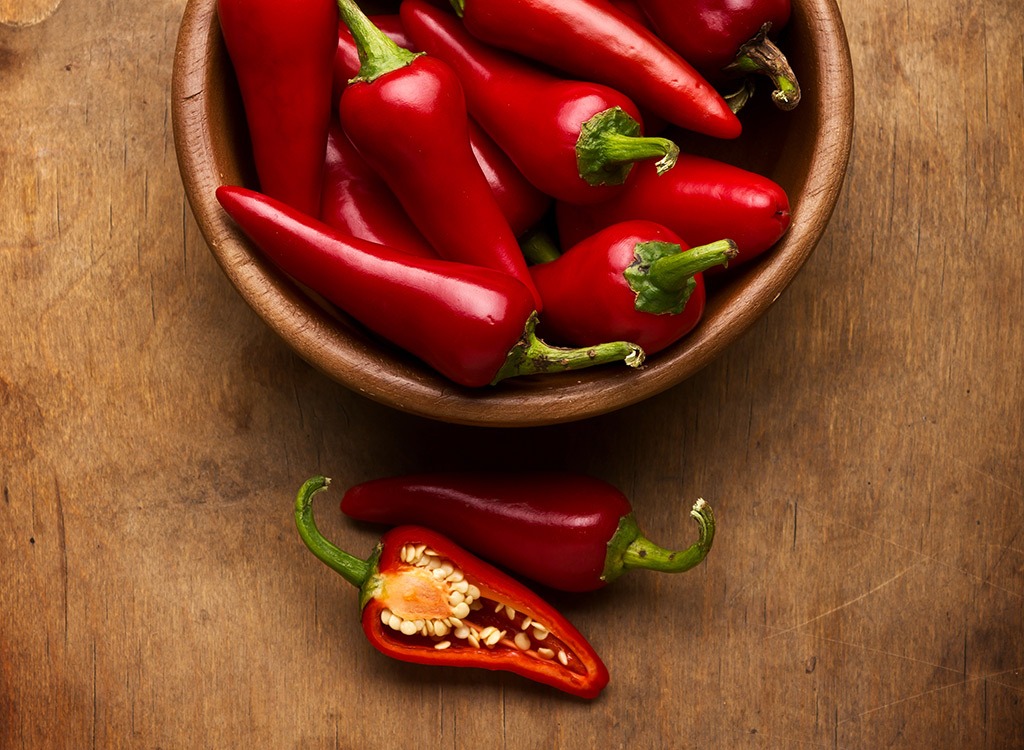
[1,0,1022,747]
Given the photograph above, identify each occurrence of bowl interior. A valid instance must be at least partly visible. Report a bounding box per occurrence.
[171,0,853,427]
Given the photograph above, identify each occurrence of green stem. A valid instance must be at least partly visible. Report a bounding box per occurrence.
[602,500,716,583]
[491,313,645,384]
[646,239,738,291]
[449,0,466,16]
[520,230,562,265]
[295,476,371,589]
[723,23,801,111]
[336,0,420,84]
[576,107,680,187]
[626,239,738,315]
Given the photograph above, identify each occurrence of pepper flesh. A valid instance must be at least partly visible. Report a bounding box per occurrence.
[296,476,610,699]
[319,119,438,258]
[555,154,792,269]
[340,471,716,592]
[336,0,543,308]
[529,221,737,355]
[449,0,742,139]
[216,185,644,386]
[217,0,338,217]
[401,0,680,205]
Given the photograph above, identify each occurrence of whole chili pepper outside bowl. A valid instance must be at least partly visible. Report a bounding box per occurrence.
[171,0,853,428]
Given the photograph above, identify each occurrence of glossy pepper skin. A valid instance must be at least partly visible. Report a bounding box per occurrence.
[217,0,337,217]
[448,0,742,139]
[634,0,800,109]
[528,221,737,355]
[402,0,680,205]
[217,186,644,387]
[320,119,438,258]
[332,11,550,235]
[296,477,610,699]
[556,155,791,268]
[341,471,716,593]
[336,0,542,308]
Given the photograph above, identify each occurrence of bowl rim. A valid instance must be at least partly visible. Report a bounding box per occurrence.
[171,0,854,428]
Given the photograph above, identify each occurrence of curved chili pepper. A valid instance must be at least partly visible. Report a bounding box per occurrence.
[336,0,543,308]
[216,185,644,387]
[297,476,610,699]
[402,0,680,205]
[447,0,741,139]
[320,119,438,258]
[556,154,791,269]
[217,0,338,217]
[525,221,737,355]
[340,471,716,593]
[634,0,800,110]
[331,12,551,236]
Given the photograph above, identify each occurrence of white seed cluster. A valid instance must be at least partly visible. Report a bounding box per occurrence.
[378,543,572,665]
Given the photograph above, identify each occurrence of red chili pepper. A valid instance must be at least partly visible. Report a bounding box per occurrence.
[320,119,438,258]
[217,0,338,217]
[447,0,742,139]
[296,476,610,699]
[556,154,791,268]
[633,0,801,110]
[525,221,737,355]
[216,185,644,387]
[332,11,550,235]
[402,0,680,205]
[336,0,543,308]
[340,471,716,593]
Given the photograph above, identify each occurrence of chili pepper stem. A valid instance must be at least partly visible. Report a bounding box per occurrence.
[295,476,373,589]
[520,230,562,265]
[337,0,421,83]
[626,239,738,315]
[602,499,716,583]
[491,312,645,384]
[723,23,801,111]
[576,107,680,186]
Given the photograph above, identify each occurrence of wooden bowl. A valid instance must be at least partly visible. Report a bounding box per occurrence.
[171,0,853,428]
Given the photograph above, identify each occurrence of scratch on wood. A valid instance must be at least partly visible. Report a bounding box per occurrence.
[55,477,69,645]
[765,561,922,640]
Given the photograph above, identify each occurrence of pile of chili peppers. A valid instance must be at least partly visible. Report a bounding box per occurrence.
[215,0,804,700]
[215,0,799,388]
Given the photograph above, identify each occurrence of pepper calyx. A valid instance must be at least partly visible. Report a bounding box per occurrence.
[576,107,680,187]
[625,239,738,315]
[723,23,802,111]
[491,312,645,384]
[337,0,422,84]
[603,499,716,582]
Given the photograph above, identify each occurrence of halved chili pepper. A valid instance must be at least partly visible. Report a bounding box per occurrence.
[524,221,736,355]
[401,0,680,205]
[320,119,438,258]
[447,0,742,140]
[331,10,550,235]
[633,0,800,110]
[216,185,644,387]
[217,0,338,217]
[335,0,543,308]
[339,471,716,593]
[556,154,792,269]
[297,476,610,699]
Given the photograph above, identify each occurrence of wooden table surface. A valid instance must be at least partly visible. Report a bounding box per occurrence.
[2,0,1022,747]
